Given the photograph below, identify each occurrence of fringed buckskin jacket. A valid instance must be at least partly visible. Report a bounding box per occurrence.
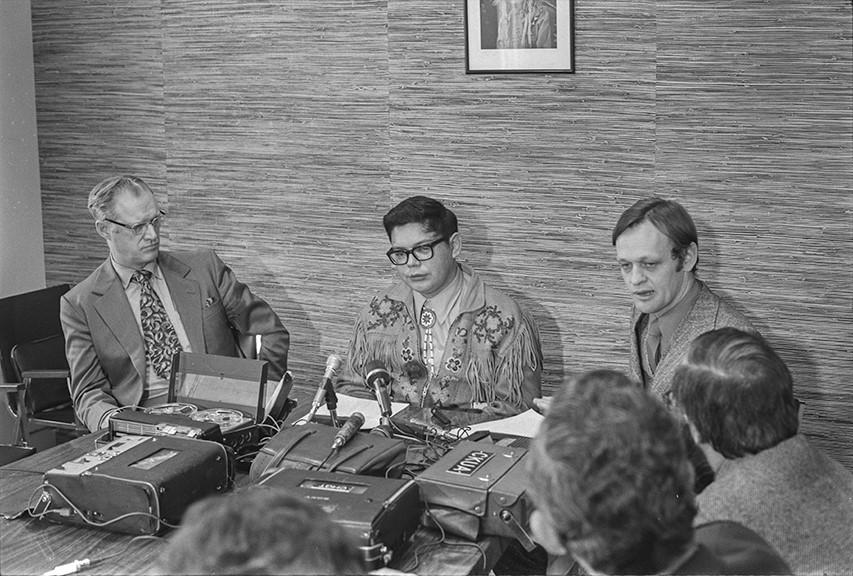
[338,264,542,421]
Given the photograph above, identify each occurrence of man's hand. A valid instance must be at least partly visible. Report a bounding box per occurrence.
[533,396,552,415]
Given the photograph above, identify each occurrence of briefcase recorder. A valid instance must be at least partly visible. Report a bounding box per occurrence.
[36,435,233,535]
[416,440,536,549]
[259,468,421,569]
[249,422,407,482]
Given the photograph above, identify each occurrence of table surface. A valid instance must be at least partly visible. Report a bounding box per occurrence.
[0,384,508,575]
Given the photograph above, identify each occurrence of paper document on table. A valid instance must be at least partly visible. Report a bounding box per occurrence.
[456,408,544,438]
[317,393,409,429]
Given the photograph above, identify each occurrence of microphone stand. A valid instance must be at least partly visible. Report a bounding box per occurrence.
[324,384,339,428]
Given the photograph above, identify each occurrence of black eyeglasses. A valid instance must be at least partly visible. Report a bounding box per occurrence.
[103,210,166,236]
[386,236,448,265]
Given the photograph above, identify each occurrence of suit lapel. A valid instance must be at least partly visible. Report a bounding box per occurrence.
[91,262,147,381]
[159,252,205,353]
[629,308,644,384]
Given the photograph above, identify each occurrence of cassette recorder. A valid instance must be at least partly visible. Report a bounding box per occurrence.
[415,440,536,550]
[259,468,421,569]
[36,435,233,535]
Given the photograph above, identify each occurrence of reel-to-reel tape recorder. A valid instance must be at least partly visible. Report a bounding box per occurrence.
[109,352,287,452]
[110,401,258,449]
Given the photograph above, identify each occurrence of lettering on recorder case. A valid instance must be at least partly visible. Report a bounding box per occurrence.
[447,449,494,476]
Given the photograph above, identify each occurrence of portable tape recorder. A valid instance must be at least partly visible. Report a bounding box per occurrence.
[109,352,293,452]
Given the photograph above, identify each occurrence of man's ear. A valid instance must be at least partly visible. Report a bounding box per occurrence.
[95,220,111,241]
[683,241,698,272]
[449,232,462,260]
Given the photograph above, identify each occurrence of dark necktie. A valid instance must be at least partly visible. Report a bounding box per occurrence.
[133,270,182,379]
[645,316,662,373]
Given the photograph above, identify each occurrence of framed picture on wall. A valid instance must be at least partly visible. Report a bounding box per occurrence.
[465,0,574,73]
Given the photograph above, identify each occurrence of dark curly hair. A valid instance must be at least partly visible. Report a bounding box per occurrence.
[528,370,696,574]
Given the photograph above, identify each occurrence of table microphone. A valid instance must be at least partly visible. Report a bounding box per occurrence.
[331,411,365,450]
[365,360,394,437]
[365,360,393,417]
[304,354,343,424]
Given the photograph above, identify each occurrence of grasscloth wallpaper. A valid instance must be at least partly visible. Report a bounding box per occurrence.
[30,0,852,468]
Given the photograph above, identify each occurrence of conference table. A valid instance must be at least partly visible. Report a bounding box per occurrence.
[0,383,514,575]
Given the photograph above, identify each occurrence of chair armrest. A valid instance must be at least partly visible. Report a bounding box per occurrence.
[20,369,70,380]
[0,382,24,392]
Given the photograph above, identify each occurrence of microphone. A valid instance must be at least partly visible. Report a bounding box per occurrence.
[365,360,393,418]
[365,360,394,437]
[304,354,343,424]
[331,411,365,450]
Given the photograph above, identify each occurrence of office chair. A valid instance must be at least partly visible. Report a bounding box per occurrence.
[9,334,85,446]
[0,284,70,384]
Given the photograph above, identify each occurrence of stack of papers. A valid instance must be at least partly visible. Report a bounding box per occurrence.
[316,393,408,429]
[456,409,544,438]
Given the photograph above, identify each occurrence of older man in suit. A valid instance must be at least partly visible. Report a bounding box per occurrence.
[61,175,289,431]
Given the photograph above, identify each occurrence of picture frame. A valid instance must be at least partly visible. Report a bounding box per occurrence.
[465,0,574,74]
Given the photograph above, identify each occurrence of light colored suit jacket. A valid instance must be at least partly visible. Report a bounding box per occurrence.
[61,249,289,431]
[628,280,755,400]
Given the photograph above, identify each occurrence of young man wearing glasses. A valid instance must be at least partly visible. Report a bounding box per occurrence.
[338,195,542,423]
[60,175,290,431]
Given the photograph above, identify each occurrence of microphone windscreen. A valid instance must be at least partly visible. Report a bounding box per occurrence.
[331,411,365,449]
[365,360,390,388]
[323,354,343,380]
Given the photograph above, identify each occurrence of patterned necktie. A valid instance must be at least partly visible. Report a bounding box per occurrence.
[645,316,662,373]
[133,270,182,379]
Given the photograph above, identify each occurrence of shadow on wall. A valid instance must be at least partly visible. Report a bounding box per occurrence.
[453,207,566,394]
[222,253,322,387]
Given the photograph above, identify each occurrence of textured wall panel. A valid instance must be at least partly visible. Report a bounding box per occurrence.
[31,0,852,468]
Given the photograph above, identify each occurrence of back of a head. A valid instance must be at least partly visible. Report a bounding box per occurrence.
[87,175,152,221]
[157,487,364,575]
[611,197,699,270]
[528,370,696,574]
[672,327,799,459]
[382,195,458,240]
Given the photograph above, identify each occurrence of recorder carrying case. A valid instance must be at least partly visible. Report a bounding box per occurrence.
[259,468,421,569]
[249,422,406,483]
[37,434,234,535]
[415,441,536,549]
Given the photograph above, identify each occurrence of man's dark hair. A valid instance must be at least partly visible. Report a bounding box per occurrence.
[157,487,364,575]
[383,195,458,240]
[528,370,696,574]
[611,197,699,271]
[672,327,799,459]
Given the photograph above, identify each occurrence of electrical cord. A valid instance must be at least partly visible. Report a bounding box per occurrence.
[41,534,163,575]
[28,481,178,531]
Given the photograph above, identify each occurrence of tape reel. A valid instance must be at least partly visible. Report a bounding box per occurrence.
[145,402,198,416]
[191,408,251,433]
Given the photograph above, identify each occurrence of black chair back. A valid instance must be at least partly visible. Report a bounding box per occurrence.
[0,284,70,384]
[11,335,72,414]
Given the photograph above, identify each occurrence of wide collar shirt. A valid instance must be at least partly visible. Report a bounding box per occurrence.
[412,264,466,376]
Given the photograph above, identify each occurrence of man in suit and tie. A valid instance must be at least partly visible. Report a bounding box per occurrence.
[612,196,756,403]
[61,175,289,432]
[612,196,756,492]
